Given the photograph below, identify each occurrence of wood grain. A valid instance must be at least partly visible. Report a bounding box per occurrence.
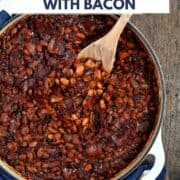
[131,0,179,179]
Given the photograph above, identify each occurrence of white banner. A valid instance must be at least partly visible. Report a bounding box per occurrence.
[0,0,170,14]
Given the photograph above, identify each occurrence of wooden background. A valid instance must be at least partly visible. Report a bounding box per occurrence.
[131,0,179,179]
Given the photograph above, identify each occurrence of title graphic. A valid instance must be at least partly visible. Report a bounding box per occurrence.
[0,0,169,14]
[43,0,135,10]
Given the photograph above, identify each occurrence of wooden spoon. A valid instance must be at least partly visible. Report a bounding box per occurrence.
[77,14,132,73]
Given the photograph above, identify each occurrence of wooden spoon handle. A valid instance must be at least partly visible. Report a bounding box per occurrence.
[100,14,132,73]
[104,14,132,46]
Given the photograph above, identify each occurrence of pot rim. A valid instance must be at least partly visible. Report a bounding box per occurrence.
[0,14,166,180]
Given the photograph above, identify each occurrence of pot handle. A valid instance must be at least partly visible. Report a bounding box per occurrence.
[140,128,165,180]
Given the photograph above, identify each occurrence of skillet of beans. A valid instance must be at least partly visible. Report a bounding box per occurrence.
[0,15,158,179]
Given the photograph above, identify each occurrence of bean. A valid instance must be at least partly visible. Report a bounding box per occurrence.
[60,77,69,86]
[27,152,33,161]
[84,164,92,171]
[11,28,17,35]
[70,77,76,84]
[76,65,84,76]
[87,89,94,96]
[51,95,63,103]
[26,166,37,173]
[72,134,80,145]
[94,70,101,80]
[47,134,54,139]
[89,81,97,88]
[65,143,74,149]
[85,59,96,68]
[21,127,29,135]
[76,32,85,39]
[123,112,130,120]
[100,99,106,109]
[29,141,37,148]
[19,154,27,160]
[23,134,32,141]
[48,126,57,133]
[82,118,89,126]
[37,147,43,158]
[42,163,49,168]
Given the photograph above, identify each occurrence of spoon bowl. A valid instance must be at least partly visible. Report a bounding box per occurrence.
[77,14,132,73]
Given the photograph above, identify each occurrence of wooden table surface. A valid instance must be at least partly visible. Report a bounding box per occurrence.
[131,1,179,179]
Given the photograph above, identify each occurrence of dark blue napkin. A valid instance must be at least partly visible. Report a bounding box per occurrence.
[0,10,11,28]
[126,161,166,180]
[0,167,15,180]
[0,10,166,180]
